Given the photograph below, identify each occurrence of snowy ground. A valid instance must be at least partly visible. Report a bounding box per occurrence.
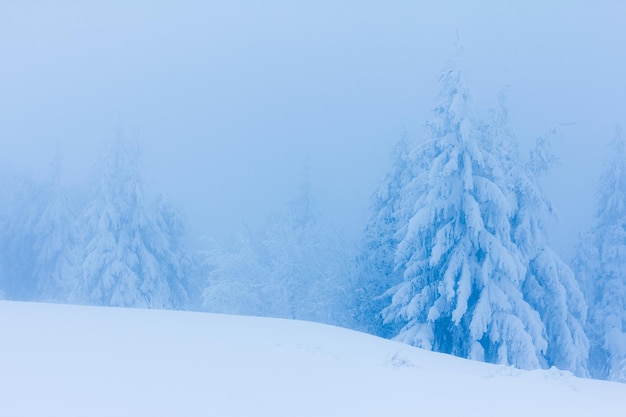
[0,301,624,416]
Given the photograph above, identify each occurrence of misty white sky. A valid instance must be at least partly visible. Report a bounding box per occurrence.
[1,1,625,256]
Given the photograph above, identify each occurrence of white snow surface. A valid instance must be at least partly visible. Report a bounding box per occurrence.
[0,301,624,417]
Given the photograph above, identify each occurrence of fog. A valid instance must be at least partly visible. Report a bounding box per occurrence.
[1,1,625,256]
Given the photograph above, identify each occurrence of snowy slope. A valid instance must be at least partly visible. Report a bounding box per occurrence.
[0,301,624,417]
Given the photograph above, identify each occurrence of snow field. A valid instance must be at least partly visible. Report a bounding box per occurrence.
[0,301,624,417]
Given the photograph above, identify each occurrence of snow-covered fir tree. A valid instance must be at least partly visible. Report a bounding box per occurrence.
[513,132,589,376]
[263,178,353,325]
[202,231,272,317]
[203,177,353,327]
[370,48,589,375]
[0,163,77,301]
[69,140,193,309]
[575,126,626,382]
[31,167,79,301]
[0,176,48,299]
[353,136,421,337]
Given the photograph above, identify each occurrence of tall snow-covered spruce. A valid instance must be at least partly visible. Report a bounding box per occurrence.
[69,140,194,309]
[366,49,588,375]
[575,127,626,382]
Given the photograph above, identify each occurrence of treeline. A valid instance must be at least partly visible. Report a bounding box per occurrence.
[0,142,198,309]
[1,49,625,383]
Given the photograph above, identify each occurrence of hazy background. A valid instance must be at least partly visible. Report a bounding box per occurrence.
[1,1,625,257]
